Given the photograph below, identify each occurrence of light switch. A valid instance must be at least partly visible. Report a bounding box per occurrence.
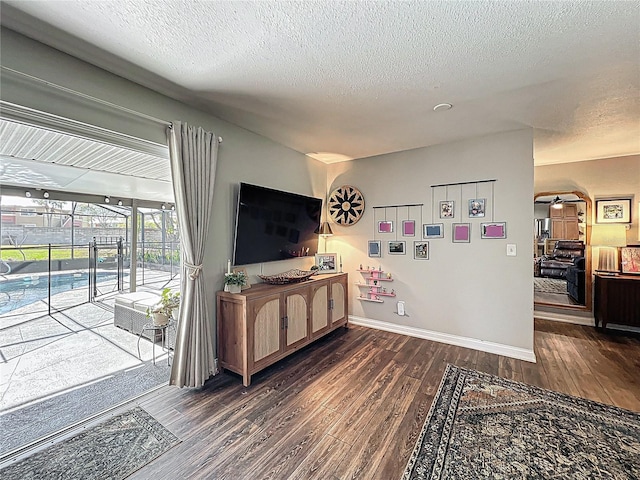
[506,244,517,256]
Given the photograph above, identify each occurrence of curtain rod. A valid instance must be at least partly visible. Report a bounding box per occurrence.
[1,66,222,143]
[430,179,496,188]
[373,203,424,209]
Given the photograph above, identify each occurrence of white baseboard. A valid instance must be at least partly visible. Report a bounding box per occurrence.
[533,310,595,326]
[349,315,537,363]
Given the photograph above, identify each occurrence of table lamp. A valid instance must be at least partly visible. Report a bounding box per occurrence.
[591,224,627,275]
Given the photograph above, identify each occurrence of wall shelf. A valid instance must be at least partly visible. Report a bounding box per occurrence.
[357,297,384,303]
[357,268,395,303]
[355,283,395,296]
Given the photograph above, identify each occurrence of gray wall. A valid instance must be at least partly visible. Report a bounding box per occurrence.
[328,129,535,354]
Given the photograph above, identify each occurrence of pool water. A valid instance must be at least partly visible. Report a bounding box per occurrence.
[0,271,121,315]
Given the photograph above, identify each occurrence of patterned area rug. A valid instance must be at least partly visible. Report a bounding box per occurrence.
[402,365,640,479]
[0,407,179,479]
[534,276,567,294]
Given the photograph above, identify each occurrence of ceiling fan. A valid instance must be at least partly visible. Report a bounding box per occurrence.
[550,195,564,209]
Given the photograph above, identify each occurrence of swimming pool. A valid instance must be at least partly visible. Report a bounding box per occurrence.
[0,271,123,315]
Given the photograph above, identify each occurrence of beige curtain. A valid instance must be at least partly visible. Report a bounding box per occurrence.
[167,121,218,388]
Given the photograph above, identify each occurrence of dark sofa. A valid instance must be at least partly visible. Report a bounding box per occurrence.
[539,240,585,279]
[565,256,586,304]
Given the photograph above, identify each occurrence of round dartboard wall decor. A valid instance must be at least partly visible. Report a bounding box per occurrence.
[328,185,365,226]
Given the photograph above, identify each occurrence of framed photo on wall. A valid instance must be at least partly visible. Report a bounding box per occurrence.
[468,198,486,218]
[452,223,471,243]
[423,223,444,239]
[414,241,429,260]
[596,199,631,223]
[480,222,507,239]
[368,240,382,258]
[378,221,394,233]
[440,200,454,218]
[402,220,416,236]
[315,253,338,273]
[388,241,406,255]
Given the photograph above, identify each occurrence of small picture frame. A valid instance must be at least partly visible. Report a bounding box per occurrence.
[621,247,640,274]
[452,223,471,243]
[596,199,632,223]
[440,200,454,218]
[414,241,429,260]
[315,253,338,273]
[423,223,444,239]
[232,267,251,290]
[368,240,382,258]
[402,220,416,236]
[388,241,406,255]
[468,198,486,218]
[378,221,394,233]
[480,222,507,239]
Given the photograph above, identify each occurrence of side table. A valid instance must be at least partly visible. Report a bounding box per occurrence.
[137,319,176,365]
[594,274,640,330]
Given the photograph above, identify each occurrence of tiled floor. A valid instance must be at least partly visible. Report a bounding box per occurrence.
[0,275,178,413]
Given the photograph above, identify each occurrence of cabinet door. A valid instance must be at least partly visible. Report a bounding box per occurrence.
[285,291,309,349]
[564,220,579,240]
[549,207,563,218]
[330,276,347,326]
[563,203,578,217]
[310,281,329,338]
[551,219,565,239]
[251,294,283,365]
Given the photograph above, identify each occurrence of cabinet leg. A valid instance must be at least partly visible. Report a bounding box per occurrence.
[243,375,251,387]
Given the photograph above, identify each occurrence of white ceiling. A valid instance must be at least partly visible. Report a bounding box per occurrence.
[2,0,639,165]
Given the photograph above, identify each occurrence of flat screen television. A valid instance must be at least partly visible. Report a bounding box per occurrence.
[233,183,322,266]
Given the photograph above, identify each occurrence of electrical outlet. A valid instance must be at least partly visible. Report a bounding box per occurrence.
[397,301,405,316]
[507,244,517,256]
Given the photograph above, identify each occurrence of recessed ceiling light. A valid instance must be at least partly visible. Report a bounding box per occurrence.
[25,191,32,198]
[433,103,453,112]
[43,191,50,199]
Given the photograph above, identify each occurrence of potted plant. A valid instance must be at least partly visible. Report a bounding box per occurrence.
[224,271,247,294]
[146,287,180,326]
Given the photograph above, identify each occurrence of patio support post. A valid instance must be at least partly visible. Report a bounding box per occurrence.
[130,201,138,292]
[161,210,166,267]
[48,243,52,316]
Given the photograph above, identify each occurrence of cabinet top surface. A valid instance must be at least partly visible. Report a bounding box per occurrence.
[218,272,347,299]
[595,274,640,281]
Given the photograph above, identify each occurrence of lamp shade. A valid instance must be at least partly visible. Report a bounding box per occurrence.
[590,224,627,247]
[316,221,333,236]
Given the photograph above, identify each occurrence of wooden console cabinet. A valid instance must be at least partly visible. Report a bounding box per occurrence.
[217,273,348,386]
[594,274,640,330]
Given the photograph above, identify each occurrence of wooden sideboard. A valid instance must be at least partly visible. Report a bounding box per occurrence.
[594,274,640,330]
[217,273,348,386]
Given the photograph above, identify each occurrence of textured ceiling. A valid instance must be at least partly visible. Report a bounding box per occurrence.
[2,1,639,165]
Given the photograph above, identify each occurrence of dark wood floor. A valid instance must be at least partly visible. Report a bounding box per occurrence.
[131,320,640,480]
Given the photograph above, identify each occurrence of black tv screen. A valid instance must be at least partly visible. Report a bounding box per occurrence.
[233,183,322,265]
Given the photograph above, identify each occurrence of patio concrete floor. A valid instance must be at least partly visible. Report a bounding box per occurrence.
[0,274,179,453]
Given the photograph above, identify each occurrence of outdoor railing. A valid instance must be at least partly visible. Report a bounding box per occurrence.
[0,239,181,317]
